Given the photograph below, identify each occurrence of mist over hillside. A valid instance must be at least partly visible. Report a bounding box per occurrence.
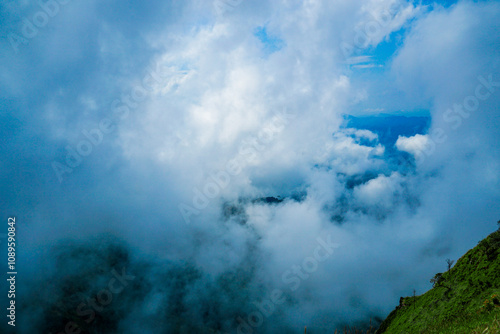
[1,0,500,333]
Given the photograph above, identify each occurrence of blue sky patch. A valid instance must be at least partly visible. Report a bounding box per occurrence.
[253,26,285,55]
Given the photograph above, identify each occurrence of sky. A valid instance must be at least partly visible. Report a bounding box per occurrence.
[0,0,500,333]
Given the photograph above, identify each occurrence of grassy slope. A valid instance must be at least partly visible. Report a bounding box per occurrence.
[377,229,500,334]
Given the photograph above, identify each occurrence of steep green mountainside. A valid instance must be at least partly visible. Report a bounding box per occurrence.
[377,229,500,333]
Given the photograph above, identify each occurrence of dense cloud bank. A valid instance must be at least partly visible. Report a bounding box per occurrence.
[1,0,500,332]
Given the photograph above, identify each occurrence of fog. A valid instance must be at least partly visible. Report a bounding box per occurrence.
[0,0,499,333]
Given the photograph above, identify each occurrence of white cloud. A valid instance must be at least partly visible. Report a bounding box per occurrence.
[353,172,403,209]
[4,0,500,332]
[395,133,429,157]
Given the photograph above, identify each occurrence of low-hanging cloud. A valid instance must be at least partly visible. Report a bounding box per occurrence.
[1,0,500,333]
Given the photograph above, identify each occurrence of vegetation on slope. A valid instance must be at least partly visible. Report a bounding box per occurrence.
[377,227,500,333]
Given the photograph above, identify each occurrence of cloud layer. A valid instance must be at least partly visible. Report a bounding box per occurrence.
[1,0,499,332]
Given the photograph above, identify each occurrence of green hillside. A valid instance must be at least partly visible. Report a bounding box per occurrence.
[377,229,500,334]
